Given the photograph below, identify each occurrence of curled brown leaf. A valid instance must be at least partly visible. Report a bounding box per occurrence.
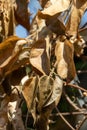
[30,39,50,75]
[55,36,76,82]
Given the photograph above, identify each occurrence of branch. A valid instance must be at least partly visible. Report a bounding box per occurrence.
[64,82,87,93]
[55,107,75,130]
[63,91,83,112]
[50,111,87,117]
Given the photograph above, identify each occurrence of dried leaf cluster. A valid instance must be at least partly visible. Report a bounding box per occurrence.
[0,0,87,130]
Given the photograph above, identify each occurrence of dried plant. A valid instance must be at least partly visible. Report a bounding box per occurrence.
[0,0,87,130]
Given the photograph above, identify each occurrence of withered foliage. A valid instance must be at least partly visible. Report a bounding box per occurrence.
[0,0,87,130]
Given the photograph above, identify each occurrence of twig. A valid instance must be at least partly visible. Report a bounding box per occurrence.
[55,107,75,130]
[63,91,82,112]
[79,27,87,33]
[77,70,87,74]
[64,82,87,93]
[50,61,57,77]
[11,86,21,98]
[50,111,87,117]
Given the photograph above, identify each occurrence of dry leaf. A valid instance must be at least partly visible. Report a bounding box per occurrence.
[37,75,54,112]
[0,0,15,42]
[22,76,38,110]
[44,76,63,107]
[8,90,25,130]
[14,0,30,31]
[21,75,39,123]
[0,36,21,65]
[66,0,87,36]
[50,0,58,4]
[30,39,50,75]
[37,0,72,34]
[55,36,76,82]
[0,36,28,78]
[73,36,86,57]
[39,0,70,17]
[38,0,87,36]
[38,0,51,8]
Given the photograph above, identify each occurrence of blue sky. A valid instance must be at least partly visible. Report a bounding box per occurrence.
[16,0,41,38]
[79,9,87,28]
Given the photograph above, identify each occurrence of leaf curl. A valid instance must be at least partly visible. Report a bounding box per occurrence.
[37,75,54,112]
[30,39,50,75]
[55,36,76,82]
[22,76,38,110]
[44,76,63,107]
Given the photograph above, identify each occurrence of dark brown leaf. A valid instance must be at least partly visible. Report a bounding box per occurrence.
[0,36,28,79]
[0,36,22,65]
[38,0,51,8]
[14,0,30,31]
